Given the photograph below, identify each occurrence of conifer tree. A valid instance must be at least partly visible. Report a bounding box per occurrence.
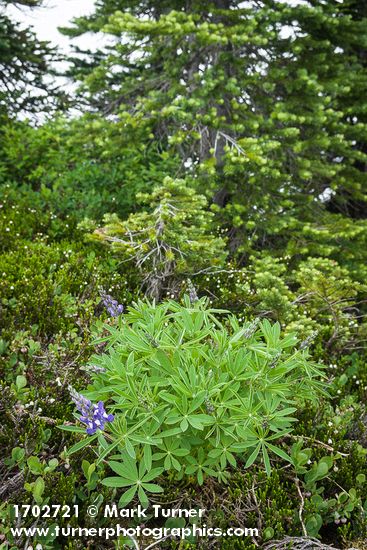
[0,0,61,117]
[63,1,367,275]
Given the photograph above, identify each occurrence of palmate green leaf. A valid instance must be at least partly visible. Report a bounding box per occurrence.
[153,452,166,461]
[279,334,298,348]
[160,392,177,405]
[108,459,138,480]
[164,455,172,470]
[119,486,138,507]
[58,425,87,434]
[170,377,191,397]
[179,309,195,332]
[97,432,109,450]
[172,448,190,457]
[96,438,122,465]
[138,486,148,507]
[102,477,133,488]
[197,469,204,486]
[181,393,188,412]
[154,349,173,373]
[188,364,198,388]
[274,407,297,417]
[126,351,135,371]
[66,434,98,456]
[124,374,140,403]
[229,326,250,344]
[142,443,152,471]
[188,392,206,413]
[142,483,164,493]
[219,453,227,469]
[165,414,182,425]
[202,465,217,477]
[260,319,281,347]
[176,368,193,394]
[244,444,261,469]
[159,427,182,437]
[265,442,293,464]
[181,331,213,348]
[226,452,237,468]
[208,448,222,458]
[171,456,182,471]
[262,382,292,397]
[247,344,270,357]
[269,419,297,432]
[142,467,164,482]
[125,438,136,459]
[263,429,294,442]
[188,414,212,430]
[185,464,197,475]
[268,365,297,379]
[233,429,260,446]
[128,433,163,445]
[123,329,152,352]
[138,458,147,479]
[262,444,271,477]
[180,418,189,431]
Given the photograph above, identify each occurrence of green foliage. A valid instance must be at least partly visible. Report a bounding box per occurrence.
[70,297,324,506]
[290,437,367,538]
[196,255,367,353]
[92,177,227,300]
[0,0,61,117]
[64,0,367,264]
[0,117,180,222]
[0,238,128,337]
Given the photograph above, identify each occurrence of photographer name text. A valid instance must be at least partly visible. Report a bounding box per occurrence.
[105,504,206,518]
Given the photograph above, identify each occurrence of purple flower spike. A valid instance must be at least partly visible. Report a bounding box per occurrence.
[69,387,114,435]
[100,292,124,317]
[70,387,92,416]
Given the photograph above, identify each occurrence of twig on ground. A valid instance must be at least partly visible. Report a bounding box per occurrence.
[294,477,307,537]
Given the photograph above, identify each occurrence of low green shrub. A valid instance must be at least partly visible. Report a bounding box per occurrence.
[0,238,133,338]
[0,116,180,224]
[195,255,366,354]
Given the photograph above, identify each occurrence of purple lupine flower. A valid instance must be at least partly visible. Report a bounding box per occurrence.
[187,279,198,303]
[80,401,115,435]
[70,387,114,435]
[69,387,92,416]
[100,292,124,317]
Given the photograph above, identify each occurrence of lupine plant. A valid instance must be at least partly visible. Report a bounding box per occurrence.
[65,296,326,506]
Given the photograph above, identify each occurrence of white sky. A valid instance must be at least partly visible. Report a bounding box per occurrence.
[4,1,101,119]
[6,0,307,53]
[6,0,97,53]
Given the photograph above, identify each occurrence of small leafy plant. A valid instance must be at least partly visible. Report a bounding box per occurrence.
[291,439,367,537]
[68,297,325,506]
